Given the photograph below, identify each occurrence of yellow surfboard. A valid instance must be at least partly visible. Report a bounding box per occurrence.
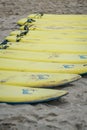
[0,84,68,104]
[17,17,87,26]
[17,14,87,25]
[0,49,87,64]
[18,15,87,30]
[0,58,87,74]
[21,19,87,27]
[5,35,87,44]
[19,24,87,31]
[0,70,81,87]
[17,19,87,29]
[10,30,87,38]
[10,30,87,41]
[28,14,87,20]
[0,42,87,54]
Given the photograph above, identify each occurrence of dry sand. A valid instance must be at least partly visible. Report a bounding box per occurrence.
[0,0,87,130]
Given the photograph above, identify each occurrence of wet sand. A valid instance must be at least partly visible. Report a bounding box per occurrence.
[0,0,87,130]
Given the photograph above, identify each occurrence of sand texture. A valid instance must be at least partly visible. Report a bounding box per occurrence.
[0,0,87,130]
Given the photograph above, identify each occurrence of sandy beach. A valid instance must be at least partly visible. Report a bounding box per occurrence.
[0,0,87,130]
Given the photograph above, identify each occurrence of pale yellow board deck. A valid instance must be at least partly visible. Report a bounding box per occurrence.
[19,20,87,30]
[17,16,87,25]
[18,20,87,29]
[0,84,68,104]
[10,30,87,37]
[28,14,87,20]
[0,49,87,64]
[5,35,87,44]
[18,19,87,31]
[0,70,81,87]
[0,42,87,54]
[10,30,87,42]
[18,20,87,27]
[20,24,87,31]
[17,14,87,25]
[0,58,87,74]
